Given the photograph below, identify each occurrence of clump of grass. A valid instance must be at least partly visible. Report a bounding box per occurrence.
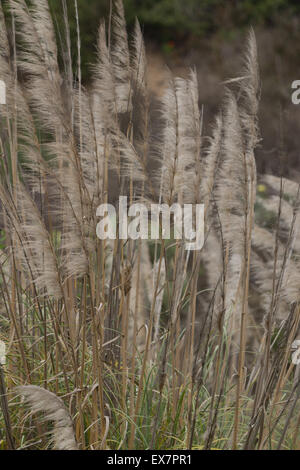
[0,0,299,451]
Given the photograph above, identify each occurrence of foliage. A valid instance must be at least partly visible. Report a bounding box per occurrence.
[46,0,300,80]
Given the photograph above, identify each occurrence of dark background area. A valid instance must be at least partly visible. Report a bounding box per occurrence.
[48,1,300,178]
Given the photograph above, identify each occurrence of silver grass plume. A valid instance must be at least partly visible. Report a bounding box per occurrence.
[239,29,260,151]
[10,0,90,238]
[238,29,260,203]
[56,153,90,278]
[131,19,147,95]
[159,76,199,322]
[94,11,148,184]
[93,22,120,181]
[203,114,222,209]
[159,78,186,204]
[128,241,160,351]
[10,0,91,263]
[0,3,42,188]
[16,385,78,450]
[29,0,60,83]
[74,87,104,206]
[111,0,131,113]
[131,19,149,164]
[176,71,203,204]
[213,31,259,347]
[0,183,63,298]
[214,91,249,334]
[9,0,65,133]
[188,70,203,204]
[216,30,260,245]
[216,91,247,255]
[9,0,92,278]
[94,21,116,118]
[160,73,203,205]
[111,126,147,182]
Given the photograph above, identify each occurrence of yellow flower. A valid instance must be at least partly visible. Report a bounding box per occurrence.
[257,184,267,193]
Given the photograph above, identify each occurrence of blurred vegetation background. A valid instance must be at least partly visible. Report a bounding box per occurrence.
[22,0,300,177]
[48,0,300,80]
